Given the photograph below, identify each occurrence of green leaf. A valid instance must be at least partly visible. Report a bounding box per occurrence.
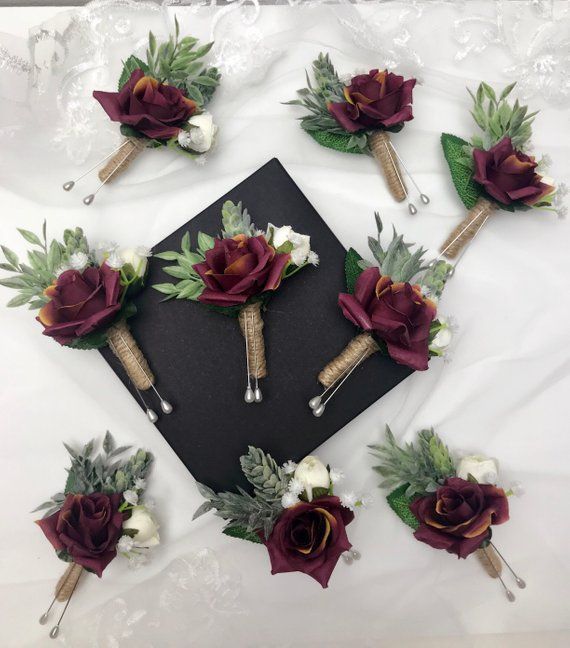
[6,293,31,307]
[0,276,28,288]
[1,246,19,268]
[181,231,190,253]
[152,283,178,295]
[197,232,215,252]
[307,129,365,155]
[103,431,115,454]
[17,229,43,247]
[193,75,218,87]
[440,133,482,209]
[154,251,180,261]
[118,55,149,90]
[344,247,363,294]
[386,485,419,530]
[222,525,263,544]
[66,329,108,350]
[162,265,192,279]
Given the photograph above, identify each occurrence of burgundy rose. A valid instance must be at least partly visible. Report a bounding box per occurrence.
[36,493,123,577]
[473,136,554,206]
[264,496,354,588]
[338,266,436,371]
[328,69,416,133]
[410,477,509,559]
[193,234,290,307]
[38,264,122,346]
[93,69,196,140]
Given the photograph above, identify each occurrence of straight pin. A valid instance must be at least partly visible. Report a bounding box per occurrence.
[251,311,262,402]
[312,350,369,417]
[482,546,516,602]
[243,314,254,403]
[309,349,359,410]
[490,542,526,589]
[381,137,416,214]
[62,141,129,191]
[388,141,430,206]
[82,143,134,205]
[49,566,83,638]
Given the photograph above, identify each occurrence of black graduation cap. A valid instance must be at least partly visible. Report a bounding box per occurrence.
[101,159,412,491]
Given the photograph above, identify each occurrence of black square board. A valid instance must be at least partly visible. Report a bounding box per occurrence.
[100,159,412,491]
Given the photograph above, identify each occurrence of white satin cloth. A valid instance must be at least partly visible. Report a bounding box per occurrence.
[0,2,569,647]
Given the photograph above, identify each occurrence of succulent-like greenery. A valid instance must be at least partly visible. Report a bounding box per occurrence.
[370,426,456,498]
[421,260,453,299]
[0,222,88,310]
[193,446,288,541]
[32,432,152,518]
[221,200,256,239]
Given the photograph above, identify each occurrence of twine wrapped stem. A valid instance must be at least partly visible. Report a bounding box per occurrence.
[238,301,267,379]
[440,197,496,259]
[55,562,83,602]
[97,137,147,183]
[368,131,407,202]
[475,545,503,578]
[318,333,379,388]
[107,319,155,390]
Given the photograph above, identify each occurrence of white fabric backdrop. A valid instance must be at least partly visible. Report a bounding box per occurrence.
[0,2,569,647]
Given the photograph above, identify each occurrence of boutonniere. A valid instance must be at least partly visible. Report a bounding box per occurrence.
[35,432,158,637]
[440,81,557,258]
[153,201,318,402]
[0,223,172,422]
[193,447,367,588]
[371,426,525,602]
[63,17,220,205]
[287,53,428,213]
[309,214,454,417]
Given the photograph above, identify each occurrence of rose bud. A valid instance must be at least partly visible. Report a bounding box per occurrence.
[456,455,499,485]
[93,69,197,140]
[265,495,354,588]
[472,136,555,206]
[294,456,330,501]
[119,246,152,278]
[328,69,416,133]
[410,477,509,558]
[37,264,123,346]
[267,224,312,266]
[122,507,160,547]
[178,112,218,153]
[36,493,123,577]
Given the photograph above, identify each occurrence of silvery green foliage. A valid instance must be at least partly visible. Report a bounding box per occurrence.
[221,201,256,239]
[421,260,453,299]
[370,426,456,499]
[361,213,428,283]
[32,432,152,518]
[193,446,289,538]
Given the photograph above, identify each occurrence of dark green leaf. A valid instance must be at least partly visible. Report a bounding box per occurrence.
[386,484,419,530]
[344,248,363,294]
[307,129,365,155]
[118,55,149,90]
[66,329,108,350]
[440,133,482,209]
[222,525,263,544]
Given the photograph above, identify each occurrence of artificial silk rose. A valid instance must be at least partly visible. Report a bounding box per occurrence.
[294,456,330,501]
[410,477,509,559]
[473,137,554,206]
[93,69,196,140]
[36,493,123,577]
[122,507,160,548]
[328,70,416,133]
[338,266,436,371]
[193,235,290,307]
[457,455,499,485]
[265,495,354,588]
[38,264,122,346]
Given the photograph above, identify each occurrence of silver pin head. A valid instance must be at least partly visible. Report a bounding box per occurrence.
[408,203,418,215]
[505,590,516,602]
[50,626,60,639]
[83,194,95,206]
[39,613,50,625]
[350,549,361,560]
[515,577,526,589]
[160,400,173,414]
[420,193,430,204]
[244,387,255,404]
[63,181,75,192]
[312,403,326,417]
[342,552,354,565]
[308,396,322,410]
[254,387,263,403]
[146,408,158,423]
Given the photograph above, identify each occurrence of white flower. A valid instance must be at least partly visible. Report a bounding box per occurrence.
[134,477,147,490]
[281,492,300,508]
[307,251,319,267]
[359,492,374,508]
[329,468,344,484]
[267,224,312,266]
[122,507,160,547]
[340,491,358,511]
[105,250,124,270]
[294,456,330,501]
[93,241,118,265]
[120,246,151,278]
[117,535,134,553]
[69,251,89,271]
[178,112,218,153]
[287,478,304,496]
[123,490,139,506]
[282,460,297,475]
[430,316,453,354]
[509,481,525,497]
[457,455,499,484]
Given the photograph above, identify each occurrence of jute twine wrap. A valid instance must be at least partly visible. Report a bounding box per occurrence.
[475,546,502,578]
[440,197,496,259]
[97,137,147,183]
[238,301,267,379]
[55,562,83,602]
[368,131,407,202]
[318,333,379,388]
[107,319,155,390]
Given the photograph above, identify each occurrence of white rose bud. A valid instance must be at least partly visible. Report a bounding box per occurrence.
[430,317,453,354]
[120,246,151,278]
[178,112,217,153]
[293,455,330,501]
[267,224,312,266]
[457,455,499,484]
[122,507,160,547]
